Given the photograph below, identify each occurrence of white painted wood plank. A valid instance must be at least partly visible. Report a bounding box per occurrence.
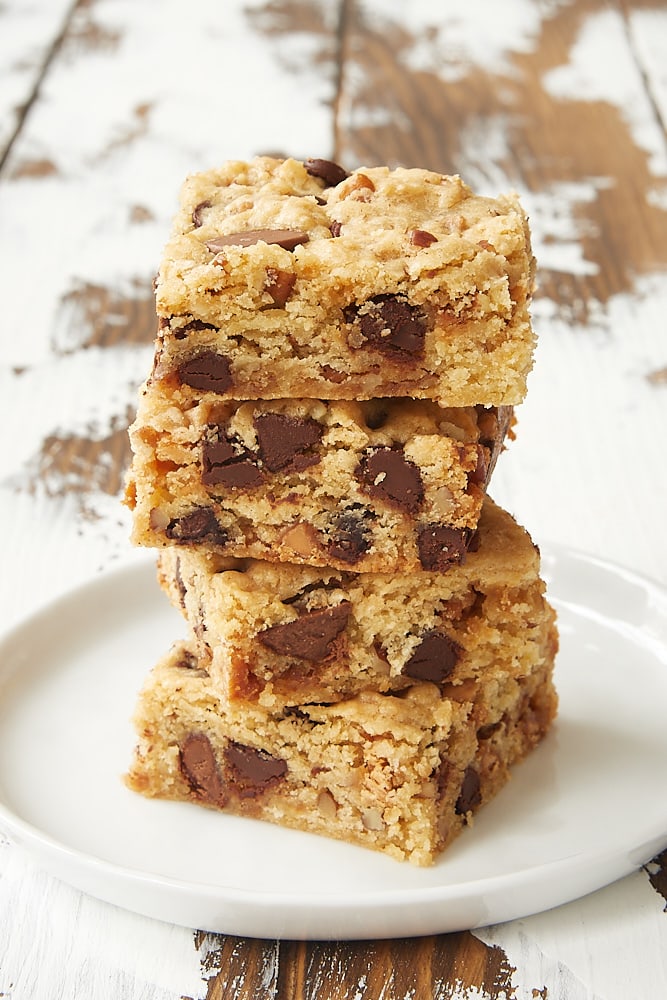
[0,843,207,1000]
[480,868,667,1000]
[627,7,667,128]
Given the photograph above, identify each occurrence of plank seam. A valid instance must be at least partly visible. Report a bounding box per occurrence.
[0,0,81,175]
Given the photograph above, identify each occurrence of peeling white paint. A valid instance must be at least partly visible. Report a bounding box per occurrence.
[523,178,612,277]
[542,9,667,177]
[364,0,571,82]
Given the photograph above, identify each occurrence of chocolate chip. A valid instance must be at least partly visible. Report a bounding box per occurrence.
[467,529,481,553]
[201,432,263,489]
[225,742,287,799]
[327,508,372,564]
[403,629,462,684]
[329,221,343,237]
[265,267,296,307]
[179,733,227,807]
[476,404,513,483]
[477,720,502,740]
[258,602,351,661]
[166,507,227,546]
[417,524,470,571]
[202,436,235,468]
[356,447,424,514]
[436,758,452,799]
[179,319,217,335]
[468,444,489,486]
[176,649,209,678]
[344,294,426,356]
[174,557,188,609]
[455,766,481,815]
[321,364,347,384]
[254,412,322,473]
[192,200,211,228]
[178,352,232,393]
[206,229,309,252]
[209,461,260,489]
[176,649,198,670]
[173,318,217,342]
[304,157,349,187]
[409,228,437,247]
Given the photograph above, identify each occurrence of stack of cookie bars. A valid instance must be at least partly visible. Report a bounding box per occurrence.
[124,156,558,865]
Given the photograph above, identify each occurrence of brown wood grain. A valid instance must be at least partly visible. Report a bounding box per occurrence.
[200,932,519,999]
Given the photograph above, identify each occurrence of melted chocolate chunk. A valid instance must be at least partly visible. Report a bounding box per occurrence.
[327,508,372,564]
[201,432,263,489]
[206,229,309,252]
[166,507,227,546]
[417,524,469,571]
[329,221,343,237]
[468,444,489,486]
[258,602,351,661]
[344,294,427,357]
[254,412,322,473]
[455,766,482,815]
[192,200,211,228]
[467,529,481,554]
[265,267,296,307]
[203,452,262,489]
[179,733,227,807]
[173,318,217,342]
[403,629,462,684]
[178,319,217,335]
[225,742,287,799]
[304,158,349,187]
[477,720,503,740]
[174,557,188,609]
[321,364,347,383]
[356,447,424,514]
[178,352,232,393]
[176,648,199,670]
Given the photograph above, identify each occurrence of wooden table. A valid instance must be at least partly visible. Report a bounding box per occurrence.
[1,1,666,997]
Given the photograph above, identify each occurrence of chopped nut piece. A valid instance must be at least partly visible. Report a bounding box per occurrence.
[282,522,318,556]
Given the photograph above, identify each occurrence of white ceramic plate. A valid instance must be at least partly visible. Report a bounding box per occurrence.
[0,546,666,940]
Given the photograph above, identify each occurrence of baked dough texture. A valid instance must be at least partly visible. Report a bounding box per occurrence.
[126,637,557,866]
[150,157,536,406]
[156,497,557,711]
[126,391,513,573]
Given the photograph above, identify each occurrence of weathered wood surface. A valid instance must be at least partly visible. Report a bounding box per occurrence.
[1,1,666,998]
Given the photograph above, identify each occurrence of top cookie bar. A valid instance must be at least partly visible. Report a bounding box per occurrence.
[151,157,536,406]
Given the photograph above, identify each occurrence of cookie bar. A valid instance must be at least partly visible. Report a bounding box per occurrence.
[125,639,557,865]
[157,497,558,709]
[150,157,536,406]
[125,387,512,572]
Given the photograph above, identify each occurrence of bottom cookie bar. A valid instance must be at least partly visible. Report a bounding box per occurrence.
[125,640,558,865]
